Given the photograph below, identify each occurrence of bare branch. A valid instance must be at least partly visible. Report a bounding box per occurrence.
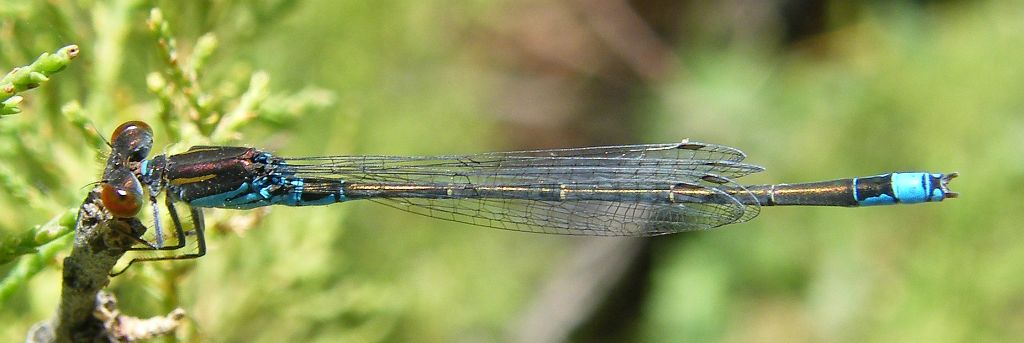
[94,292,186,342]
[26,187,186,343]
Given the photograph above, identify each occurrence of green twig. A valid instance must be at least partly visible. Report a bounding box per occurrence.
[0,45,79,116]
[147,8,216,127]
[0,234,71,303]
[60,101,109,151]
[0,162,49,211]
[211,71,269,142]
[260,87,337,125]
[0,208,77,266]
[146,72,181,142]
[0,208,77,302]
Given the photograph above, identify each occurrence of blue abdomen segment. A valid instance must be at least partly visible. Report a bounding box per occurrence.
[855,173,953,206]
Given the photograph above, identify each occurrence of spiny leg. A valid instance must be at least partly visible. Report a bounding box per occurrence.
[111,199,207,275]
[124,191,188,252]
[155,193,189,251]
[181,207,207,260]
[150,187,165,248]
[108,219,156,250]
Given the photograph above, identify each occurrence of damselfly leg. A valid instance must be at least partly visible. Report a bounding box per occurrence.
[110,196,207,276]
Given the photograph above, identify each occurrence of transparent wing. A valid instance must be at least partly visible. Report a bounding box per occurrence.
[369,186,760,237]
[283,141,763,236]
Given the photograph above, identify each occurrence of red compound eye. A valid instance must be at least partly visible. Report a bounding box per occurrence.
[100,169,145,218]
[101,183,143,218]
[109,121,154,163]
[110,120,152,143]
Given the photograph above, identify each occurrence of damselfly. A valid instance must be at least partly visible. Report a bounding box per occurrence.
[100,121,957,273]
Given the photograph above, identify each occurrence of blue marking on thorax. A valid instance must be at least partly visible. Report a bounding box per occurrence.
[186,183,257,209]
[891,173,930,204]
[139,159,150,177]
[187,174,346,209]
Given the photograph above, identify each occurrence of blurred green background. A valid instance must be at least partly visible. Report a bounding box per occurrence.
[1,0,1021,342]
